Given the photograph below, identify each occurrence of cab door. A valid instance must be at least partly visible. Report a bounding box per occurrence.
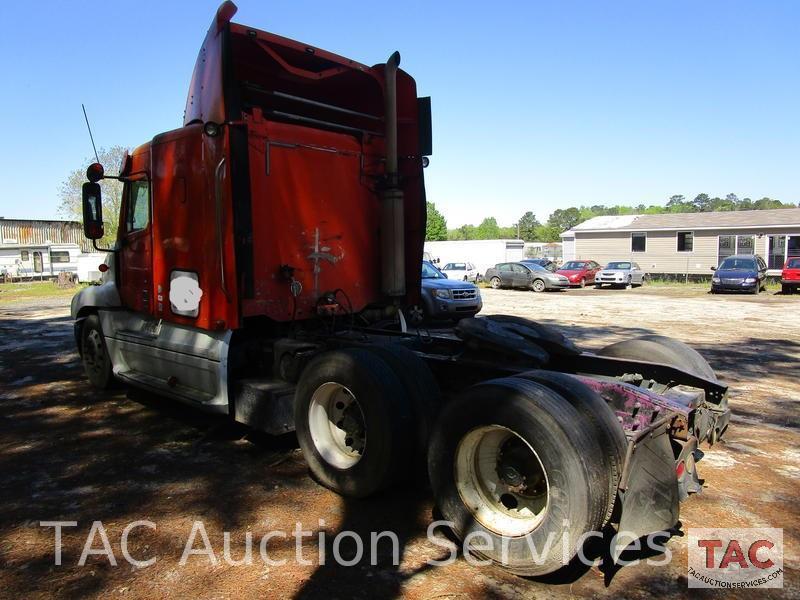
[118,178,153,315]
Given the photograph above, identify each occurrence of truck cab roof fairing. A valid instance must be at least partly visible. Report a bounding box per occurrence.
[183,1,237,126]
[184,2,387,134]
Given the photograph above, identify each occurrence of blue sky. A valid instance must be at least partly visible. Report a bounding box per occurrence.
[0,0,797,226]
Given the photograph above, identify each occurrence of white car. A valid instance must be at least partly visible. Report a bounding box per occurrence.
[441,261,480,282]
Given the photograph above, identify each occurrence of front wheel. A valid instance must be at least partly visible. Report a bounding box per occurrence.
[80,315,115,390]
[579,278,586,288]
[490,277,502,289]
[531,279,546,293]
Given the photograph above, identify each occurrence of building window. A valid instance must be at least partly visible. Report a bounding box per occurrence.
[677,231,693,252]
[50,251,70,263]
[631,232,646,253]
[20,250,29,261]
[768,235,786,269]
[718,235,735,264]
[737,235,755,255]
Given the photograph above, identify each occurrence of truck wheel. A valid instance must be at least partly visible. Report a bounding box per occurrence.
[516,371,625,525]
[531,279,546,293]
[294,348,413,498]
[369,344,442,477]
[80,315,115,390]
[428,377,607,576]
[490,277,501,289]
[598,334,717,381]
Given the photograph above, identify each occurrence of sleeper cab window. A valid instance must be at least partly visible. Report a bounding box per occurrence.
[631,232,646,253]
[677,231,693,252]
[127,180,150,232]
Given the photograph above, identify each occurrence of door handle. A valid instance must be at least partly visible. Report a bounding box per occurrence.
[215,157,231,301]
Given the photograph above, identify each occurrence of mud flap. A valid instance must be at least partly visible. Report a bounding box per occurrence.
[612,423,679,562]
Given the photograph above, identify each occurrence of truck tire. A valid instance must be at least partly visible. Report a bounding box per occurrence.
[294,348,414,498]
[80,315,115,390]
[531,279,546,293]
[515,371,625,525]
[598,334,717,381]
[368,344,442,476]
[428,377,607,576]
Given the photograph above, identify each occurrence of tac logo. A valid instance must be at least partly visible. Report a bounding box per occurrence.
[688,528,783,589]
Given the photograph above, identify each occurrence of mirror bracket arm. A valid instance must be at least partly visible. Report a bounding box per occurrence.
[92,239,118,253]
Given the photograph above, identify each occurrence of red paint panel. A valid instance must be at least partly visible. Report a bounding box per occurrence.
[243,118,382,320]
[149,124,240,330]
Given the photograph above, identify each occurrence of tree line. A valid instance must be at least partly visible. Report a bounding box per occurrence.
[426,193,798,243]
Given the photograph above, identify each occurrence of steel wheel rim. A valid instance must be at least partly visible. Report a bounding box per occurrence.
[455,425,549,537]
[83,329,106,377]
[308,382,366,469]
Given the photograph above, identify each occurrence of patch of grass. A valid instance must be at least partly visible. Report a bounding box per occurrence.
[0,281,88,305]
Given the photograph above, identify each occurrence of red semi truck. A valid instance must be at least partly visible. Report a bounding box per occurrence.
[73,1,730,575]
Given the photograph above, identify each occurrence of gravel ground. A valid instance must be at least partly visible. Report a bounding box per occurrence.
[0,287,797,599]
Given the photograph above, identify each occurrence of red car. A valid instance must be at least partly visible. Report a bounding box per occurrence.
[782,258,800,294]
[556,260,602,287]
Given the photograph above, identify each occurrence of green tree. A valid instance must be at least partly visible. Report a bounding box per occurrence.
[475,217,501,239]
[534,224,562,243]
[547,207,581,233]
[59,146,128,247]
[425,201,448,241]
[516,211,541,241]
[692,193,712,212]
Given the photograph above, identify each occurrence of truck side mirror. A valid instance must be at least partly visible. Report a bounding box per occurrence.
[82,182,105,240]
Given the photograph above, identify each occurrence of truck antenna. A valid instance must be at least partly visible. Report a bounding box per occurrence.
[81,103,101,164]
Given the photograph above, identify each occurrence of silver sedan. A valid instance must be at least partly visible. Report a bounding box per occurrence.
[594,261,646,288]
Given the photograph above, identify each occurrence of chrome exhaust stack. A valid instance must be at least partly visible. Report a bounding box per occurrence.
[381,51,406,297]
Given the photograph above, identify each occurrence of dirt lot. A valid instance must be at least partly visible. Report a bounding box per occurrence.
[0,285,797,599]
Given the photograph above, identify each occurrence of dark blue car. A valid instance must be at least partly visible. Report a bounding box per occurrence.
[711,254,768,294]
[408,261,482,324]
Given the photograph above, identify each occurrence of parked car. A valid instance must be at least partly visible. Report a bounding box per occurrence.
[595,261,646,288]
[441,261,480,282]
[556,260,602,287]
[520,258,557,272]
[711,254,767,294]
[485,262,570,292]
[410,261,482,324]
[782,258,800,294]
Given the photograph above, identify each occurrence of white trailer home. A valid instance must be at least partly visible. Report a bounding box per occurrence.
[423,239,525,277]
[0,219,104,282]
